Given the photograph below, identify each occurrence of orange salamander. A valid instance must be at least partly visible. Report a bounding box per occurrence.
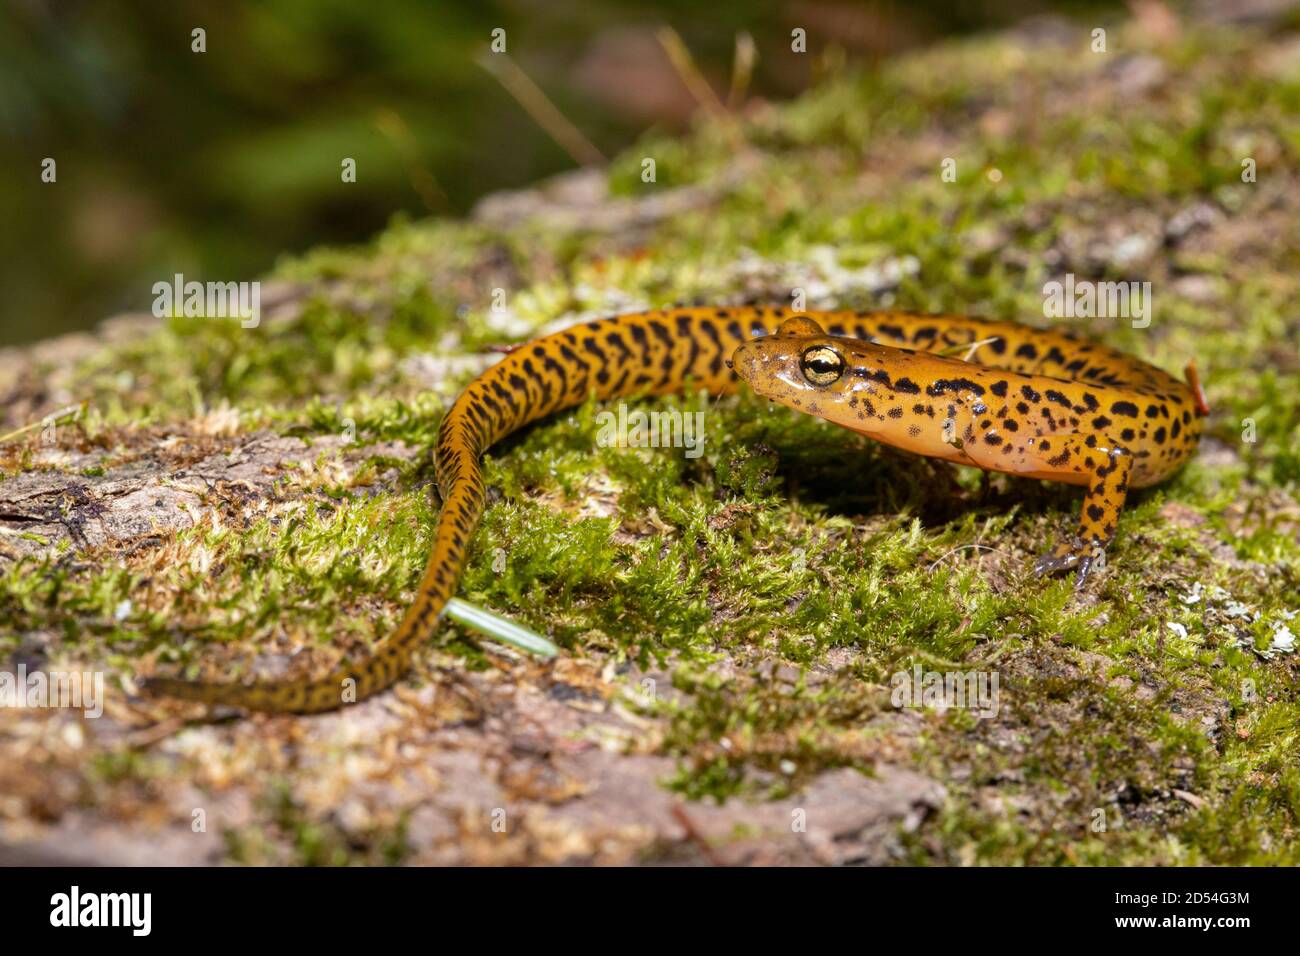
[145,307,1206,712]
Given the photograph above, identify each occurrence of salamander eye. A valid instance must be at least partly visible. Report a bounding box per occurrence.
[800,346,845,386]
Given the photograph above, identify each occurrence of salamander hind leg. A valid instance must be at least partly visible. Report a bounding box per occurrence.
[1027,435,1134,587]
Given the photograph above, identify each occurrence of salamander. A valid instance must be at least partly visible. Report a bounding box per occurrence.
[144,307,1206,712]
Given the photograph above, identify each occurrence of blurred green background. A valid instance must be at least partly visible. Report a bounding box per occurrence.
[1,0,1118,346]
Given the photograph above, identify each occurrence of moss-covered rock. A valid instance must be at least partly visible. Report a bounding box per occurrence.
[1,11,1298,865]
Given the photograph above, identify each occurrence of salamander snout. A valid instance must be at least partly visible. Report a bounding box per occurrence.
[728,340,761,384]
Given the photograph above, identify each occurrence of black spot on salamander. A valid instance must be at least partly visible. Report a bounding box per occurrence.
[647,319,673,350]
[489,379,519,413]
[1110,400,1139,418]
[1091,416,1112,429]
[1066,358,1087,373]
[1145,404,1160,418]
[1020,385,1041,402]
[912,403,926,415]
[628,324,651,364]
[1087,504,1105,522]
[888,406,903,419]
[1121,428,1135,441]
[990,381,1008,397]
[1004,419,1019,432]
[984,433,1003,446]
[674,317,702,371]
[927,378,986,397]
[893,377,921,394]
[912,326,938,343]
[908,424,921,437]
[1045,389,1071,408]
[605,332,632,362]
[1171,419,1181,438]
[1015,343,1038,360]
[1044,346,1066,365]
[726,320,744,341]
[698,320,724,375]
[989,337,1006,354]
[827,323,846,336]
[878,323,906,340]
[557,343,588,370]
[1016,401,1030,414]
[1153,426,1167,443]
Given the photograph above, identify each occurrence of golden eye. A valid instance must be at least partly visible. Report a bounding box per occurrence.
[800,346,844,386]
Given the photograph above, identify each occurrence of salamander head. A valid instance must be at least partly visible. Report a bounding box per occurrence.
[729,316,912,435]
[729,316,855,408]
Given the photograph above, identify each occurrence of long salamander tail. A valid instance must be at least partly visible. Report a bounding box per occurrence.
[140,434,488,713]
[142,307,766,714]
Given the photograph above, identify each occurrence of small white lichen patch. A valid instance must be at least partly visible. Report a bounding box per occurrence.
[1270,620,1296,654]
[1176,581,1296,658]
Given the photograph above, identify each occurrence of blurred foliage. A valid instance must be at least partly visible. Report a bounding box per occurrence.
[0,0,1116,345]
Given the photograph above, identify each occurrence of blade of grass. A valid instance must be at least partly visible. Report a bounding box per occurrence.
[442,597,559,658]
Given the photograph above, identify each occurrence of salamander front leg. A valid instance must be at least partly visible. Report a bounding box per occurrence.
[1030,437,1133,587]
